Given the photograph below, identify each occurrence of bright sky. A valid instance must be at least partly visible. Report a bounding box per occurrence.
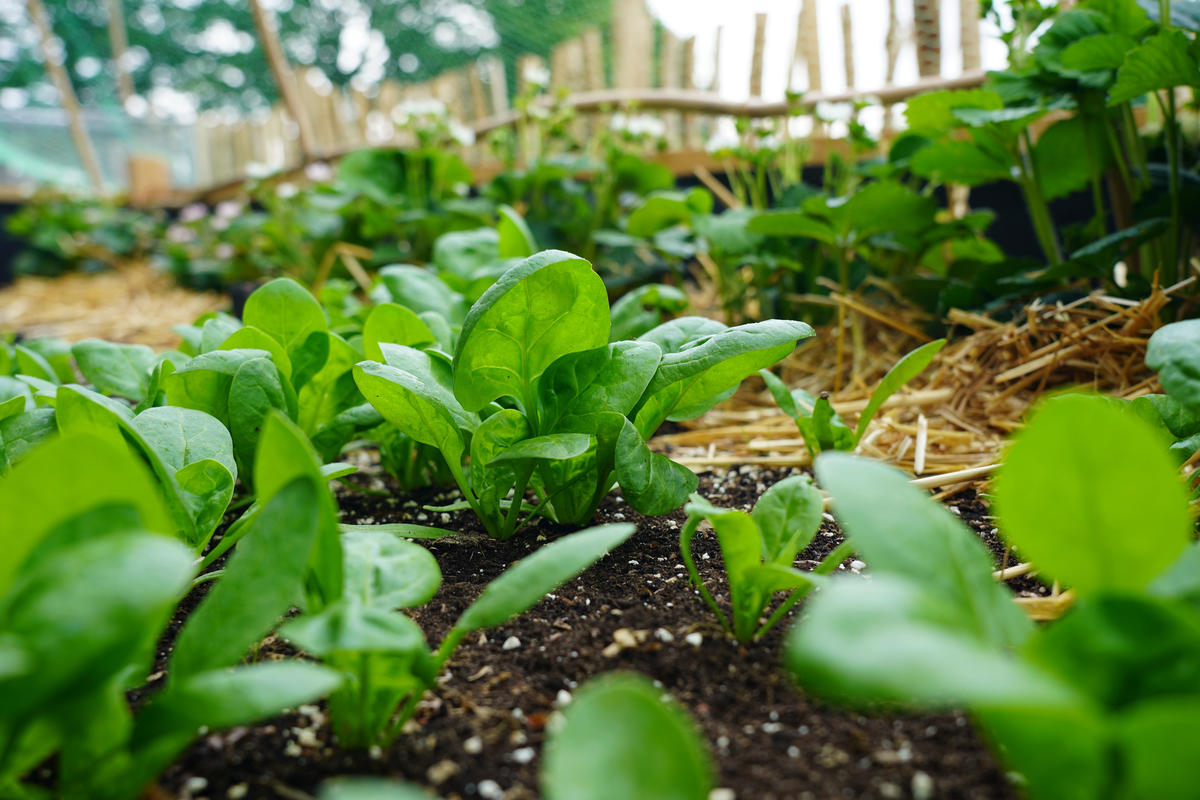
[647,0,1010,100]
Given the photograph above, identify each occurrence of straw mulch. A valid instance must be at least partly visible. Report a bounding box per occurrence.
[0,263,224,349]
[664,279,1189,485]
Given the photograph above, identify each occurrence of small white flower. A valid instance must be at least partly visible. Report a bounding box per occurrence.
[214,200,242,219]
[275,181,298,199]
[523,63,550,88]
[815,101,855,122]
[215,243,235,260]
[166,224,194,244]
[304,161,334,182]
[179,203,207,223]
[448,120,475,146]
[1113,260,1128,288]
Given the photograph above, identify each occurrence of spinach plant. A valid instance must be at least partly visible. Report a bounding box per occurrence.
[1135,319,1200,468]
[787,393,1200,800]
[760,338,945,459]
[680,476,850,643]
[355,249,814,538]
[0,417,344,800]
[281,523,636,748]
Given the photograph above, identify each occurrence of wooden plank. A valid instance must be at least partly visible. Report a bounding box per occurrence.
[612,0,653,88]
[248,0,317,159]
[750,12,767,97]
[471,70,989,136]
[26,0,104,192]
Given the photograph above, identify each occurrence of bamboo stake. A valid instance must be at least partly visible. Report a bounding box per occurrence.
[248,0,317,161]
[840,3,856,89]
[913,0,942,77]
[960,0,982,71]
[105,0,134,106]
[26,0,104,192]
[799,0,822,90]
[750,12,767,97]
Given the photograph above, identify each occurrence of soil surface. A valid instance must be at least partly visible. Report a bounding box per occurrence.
[135,454,1034,800]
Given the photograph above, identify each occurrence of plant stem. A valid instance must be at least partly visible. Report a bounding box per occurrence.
[1017,131,1062,265]
[752,540,856,641]
[678,516,734,636]
[1157,87,1182,285]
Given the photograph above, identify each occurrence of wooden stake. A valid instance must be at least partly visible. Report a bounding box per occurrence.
[799,0,822,91]
[248,0,317,161]
[960,0,982,71]
[840,3,855,89]
[612,0,653,88]
[26,0,104,193]
[750,12,767,97]
[913,0,942,78]
[105,0,134,106]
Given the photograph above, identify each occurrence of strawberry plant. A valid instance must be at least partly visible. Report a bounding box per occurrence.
[355,249,814,538]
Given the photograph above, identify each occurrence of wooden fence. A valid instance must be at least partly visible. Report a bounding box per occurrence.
[185,0,988,197]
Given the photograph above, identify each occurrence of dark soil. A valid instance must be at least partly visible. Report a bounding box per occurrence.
[148,457,1025,800]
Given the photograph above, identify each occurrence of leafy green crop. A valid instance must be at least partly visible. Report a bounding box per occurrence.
[786,393,1200,800]
[355,250,813,538]
[1135,319,1200,468]
[761,338,945,459]
[542,672,713,800]
[0,419,343,799]
[282,523,635,747]
[681,476,849,643]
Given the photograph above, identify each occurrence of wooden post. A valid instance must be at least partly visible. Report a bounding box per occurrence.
[483,56,508,115]
[26,0,105,192]
[913,0,942,78]
[612,0,653,88]
[883,0,902,137]
[660,30,683,147]
[105,0,134,106]
[960,0,982,71]
[799,0,822,91]
[582,28,605,90]
[711,25,722,93]
[248,0,317,160]
[840,3,855,89]
[750,12,767,97]
[682,36,702,148]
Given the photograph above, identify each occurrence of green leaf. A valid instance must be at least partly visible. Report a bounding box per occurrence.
[609,285,688,342]
[538,342,662,430]
[1033,117,1111,201]
[0,433,171,597]
[354,362,467,464]
[253,413,343,609]
[615,419,697,516]
[904,89,1004,136]
[1147,320,1200,411]
[497,204,537,258]
[171,478,324,680]
[373,265,466,327]
[853,339,946,443]
[817,452,1031,647]
[13,345,59,385]
[752,475,824,564]
[453,250,610,412]
[362,304,437,362]
[228,357,294,476]
[626,190,711,238]
[131,662,342,748]
[993,394,1192,595]
[641,320,814,424]
[281,600,429,658]
[1115,697,1200,800]
[217,327,293,381]
[338,523,454,540]
[1060,33,1139,71]
[433,228,500,287]
[453,523,635,632]
[0,408,56,474]
[342,529,441,610]
[1110,30,1200,104]
[242,277,329,355]
[746,211,838,245]
[541,673,712,800]
[70,339,156,402]
[490,433,592,464]
[785,576,1079,709]
[911,140,1014,186]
